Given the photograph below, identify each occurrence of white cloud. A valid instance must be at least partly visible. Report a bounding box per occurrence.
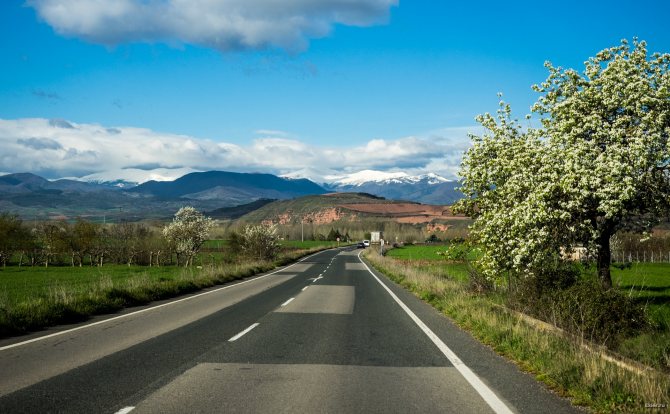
[0,118,475,182]
[29,0,398,52]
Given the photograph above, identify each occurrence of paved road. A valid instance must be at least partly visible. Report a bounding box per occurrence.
[0,248,580,413]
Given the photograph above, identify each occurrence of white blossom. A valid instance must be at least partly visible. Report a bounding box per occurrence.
[163,206,214,267]
[455,39,670,288]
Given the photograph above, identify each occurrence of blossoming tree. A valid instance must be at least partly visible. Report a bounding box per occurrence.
[239,223,280,261]
[163,206,214,267]
[456,39,670,289]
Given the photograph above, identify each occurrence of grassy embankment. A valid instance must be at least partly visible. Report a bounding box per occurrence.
[373,244,670,413]
[0,240,342,338]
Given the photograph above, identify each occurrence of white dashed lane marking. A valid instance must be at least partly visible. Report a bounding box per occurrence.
[228,323,260,342]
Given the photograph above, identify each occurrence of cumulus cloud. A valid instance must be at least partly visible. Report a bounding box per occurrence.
[0,118,474,182]
[29,0,397,52]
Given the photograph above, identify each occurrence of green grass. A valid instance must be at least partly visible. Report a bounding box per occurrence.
[386,244,481,283]
[612,262,670,328]
[605,262,670,370]
[387,243,480,261]
[0,265,180,303]
[387,244,450,260]
[0,243,339,338]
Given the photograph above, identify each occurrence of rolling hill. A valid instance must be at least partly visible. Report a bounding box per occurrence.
[238,192,466,229]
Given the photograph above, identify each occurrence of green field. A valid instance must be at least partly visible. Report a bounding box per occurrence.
[386,244,480,282]
[386,244,448,260]
[611,263,670,329]
[0,240,344,307]
[0,265,185,303]
[0,240,342,337]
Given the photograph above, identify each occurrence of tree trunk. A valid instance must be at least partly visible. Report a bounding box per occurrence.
[596,230,613,290]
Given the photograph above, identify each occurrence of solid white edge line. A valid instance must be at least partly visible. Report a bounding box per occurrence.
[281,297,295,307]
[114,407,135,414]
[0,250,329,352]
[302,286,309,291]
[357,251,514,414]
[228,323,260,342]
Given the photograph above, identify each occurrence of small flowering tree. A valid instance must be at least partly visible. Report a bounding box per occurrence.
[163,207,214,267]
[456,39,670,289]
[239,224,280,261]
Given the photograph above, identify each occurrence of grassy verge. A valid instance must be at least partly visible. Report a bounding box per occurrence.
[389,244,670,372]
[0,245,336,338]
[363,248,670,413]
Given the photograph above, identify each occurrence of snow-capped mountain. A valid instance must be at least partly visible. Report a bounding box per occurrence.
[78,167,201,188]
[325,170,451,187]
[320,170,462,205]
[70,167,462,205]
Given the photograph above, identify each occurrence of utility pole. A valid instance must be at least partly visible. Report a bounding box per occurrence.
[301,219,304,242]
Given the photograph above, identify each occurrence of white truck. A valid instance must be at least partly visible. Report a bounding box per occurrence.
[370,231,383,244]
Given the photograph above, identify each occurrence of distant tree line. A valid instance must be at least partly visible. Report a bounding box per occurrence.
[0,207,212,268]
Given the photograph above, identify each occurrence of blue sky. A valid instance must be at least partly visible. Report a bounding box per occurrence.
[1,0,669,182]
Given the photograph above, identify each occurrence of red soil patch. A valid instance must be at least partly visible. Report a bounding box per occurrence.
[339,203,465,219]
[261,203,466,226]
[339,203,453,215]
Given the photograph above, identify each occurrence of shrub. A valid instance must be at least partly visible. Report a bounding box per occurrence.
[507,260,580,316]
[552,280,648,346]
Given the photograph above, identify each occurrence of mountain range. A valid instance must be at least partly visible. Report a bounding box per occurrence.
[0,171,326,220]
[320,170,462,205]
[0,169,463,220]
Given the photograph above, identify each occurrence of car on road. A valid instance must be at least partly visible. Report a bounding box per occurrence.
[357,242,365,248]
[363,240,370,247]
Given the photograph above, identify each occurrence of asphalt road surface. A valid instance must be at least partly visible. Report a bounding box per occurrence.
[0,248,580,413]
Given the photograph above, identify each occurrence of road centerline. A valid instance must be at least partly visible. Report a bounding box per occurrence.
[228,323,260,342]
[281,298,295,307]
